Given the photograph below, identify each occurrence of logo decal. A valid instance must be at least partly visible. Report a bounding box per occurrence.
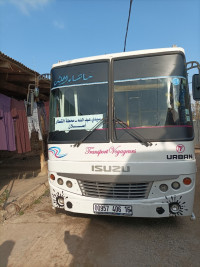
[176,144,185,153]
[85,146,136,157]
[51,189,68,208]
[167,154,193,160]
[165,195,188,216]
[172,78,180,86]
[48,147,67,158]
[167,144,192,160]
[92,165,130,173]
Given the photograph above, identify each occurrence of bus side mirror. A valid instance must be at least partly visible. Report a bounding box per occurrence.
[192,74,200,100]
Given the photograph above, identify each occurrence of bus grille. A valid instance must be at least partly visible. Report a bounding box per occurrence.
[78,181,151,199]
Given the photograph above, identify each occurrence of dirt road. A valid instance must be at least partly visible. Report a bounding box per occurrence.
[0,153,200,267]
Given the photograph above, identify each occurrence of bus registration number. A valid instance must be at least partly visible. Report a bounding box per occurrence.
[93,204,132,216]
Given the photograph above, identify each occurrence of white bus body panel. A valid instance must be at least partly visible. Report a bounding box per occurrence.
[48,141,196,217]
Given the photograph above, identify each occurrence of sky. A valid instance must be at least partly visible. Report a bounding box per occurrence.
[0,0,200,86]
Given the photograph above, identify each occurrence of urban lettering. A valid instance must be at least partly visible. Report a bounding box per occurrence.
[167,154,193,160]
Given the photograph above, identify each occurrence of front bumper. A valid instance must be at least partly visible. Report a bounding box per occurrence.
[49,182,195,218]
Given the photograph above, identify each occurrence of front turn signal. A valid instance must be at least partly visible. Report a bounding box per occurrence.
[183,177,192,185]
[50,174,55,180]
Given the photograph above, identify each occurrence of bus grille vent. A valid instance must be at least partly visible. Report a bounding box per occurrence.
[78,181,151,199]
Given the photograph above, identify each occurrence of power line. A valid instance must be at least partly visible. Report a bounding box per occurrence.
[123,0,133,52]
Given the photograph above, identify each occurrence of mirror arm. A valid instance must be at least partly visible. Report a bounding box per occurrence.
[186,61,200,74]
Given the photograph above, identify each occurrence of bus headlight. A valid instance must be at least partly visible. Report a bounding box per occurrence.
[171,181,180,190]
[57,178,64,185]
[159,184,168,192]
[57,196,64,207]
[66,180,73,188]
[169,203,180,214]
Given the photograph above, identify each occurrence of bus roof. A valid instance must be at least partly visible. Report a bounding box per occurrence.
[52,47,185,69]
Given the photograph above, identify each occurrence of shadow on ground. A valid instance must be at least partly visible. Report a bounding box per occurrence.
[0,156,41,191]
[0,240,15,267]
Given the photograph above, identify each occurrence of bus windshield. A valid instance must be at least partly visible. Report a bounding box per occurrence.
[114,76,192,128]
[113,54,193,142]
[49,61,109,143]
[49,53,193,143]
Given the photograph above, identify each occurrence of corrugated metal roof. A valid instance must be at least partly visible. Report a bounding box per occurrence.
[0,51,50,100]
[0,51,39,75]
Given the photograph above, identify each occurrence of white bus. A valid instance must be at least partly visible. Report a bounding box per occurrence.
[48,47,200,218]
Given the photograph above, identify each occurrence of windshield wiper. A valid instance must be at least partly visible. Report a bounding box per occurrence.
[114,117,152,147]
[74,117,106,147]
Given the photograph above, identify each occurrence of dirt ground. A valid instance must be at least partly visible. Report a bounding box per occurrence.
[0,153,200,267]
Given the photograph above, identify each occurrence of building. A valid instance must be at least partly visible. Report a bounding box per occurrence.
[0,51,50,182]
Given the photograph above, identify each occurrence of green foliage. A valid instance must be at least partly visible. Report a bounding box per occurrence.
[0,189,9,207]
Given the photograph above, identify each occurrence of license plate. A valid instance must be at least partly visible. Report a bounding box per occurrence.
[93,204,133,216]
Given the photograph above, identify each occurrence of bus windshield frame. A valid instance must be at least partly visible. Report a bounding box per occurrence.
[49,60,109,144]
[49,52,194,144]
[112,53,193,143]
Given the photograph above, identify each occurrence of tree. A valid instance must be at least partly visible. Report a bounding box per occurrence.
[191,101,200,120]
